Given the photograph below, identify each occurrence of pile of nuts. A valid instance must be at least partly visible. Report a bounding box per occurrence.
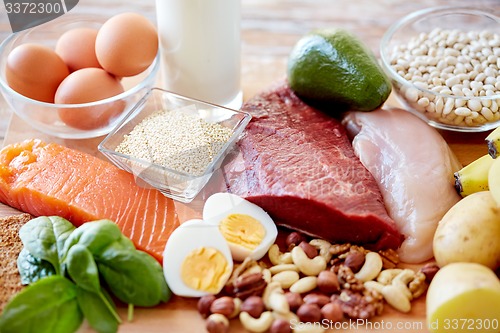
[197,231,439,333]
[388,28,500,128]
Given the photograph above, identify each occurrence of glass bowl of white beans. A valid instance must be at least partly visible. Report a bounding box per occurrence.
[380,6,500,132]
[98,88,252,203]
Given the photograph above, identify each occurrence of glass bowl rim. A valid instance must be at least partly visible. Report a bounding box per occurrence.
[379,5,500,101]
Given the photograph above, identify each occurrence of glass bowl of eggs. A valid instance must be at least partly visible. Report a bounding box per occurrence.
[0,12,159,139]
[380,6,500,132]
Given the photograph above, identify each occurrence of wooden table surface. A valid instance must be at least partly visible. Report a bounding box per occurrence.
[1,0,500,332]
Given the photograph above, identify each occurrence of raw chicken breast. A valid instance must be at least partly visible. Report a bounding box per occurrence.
[342,108,462,263]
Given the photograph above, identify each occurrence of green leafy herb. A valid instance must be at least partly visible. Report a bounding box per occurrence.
[0,275,83,333]
[62,219,134,257]
[17,247,56,285]
[76,287,120,333]
[65,244,100,293]
[18,216,75,275]
[97,248,171,307]
[9,216,171,333]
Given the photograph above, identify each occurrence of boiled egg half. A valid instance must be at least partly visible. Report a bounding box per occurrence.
[204,193,278,262]
[163,219,233,297]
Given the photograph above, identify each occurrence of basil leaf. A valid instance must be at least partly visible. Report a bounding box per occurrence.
[97,249,170,307]
[76,287,120,333]
[17,247,56,285]
[18,216,75,275]
[62,220,134,257]
[65,244,100,293]
[0,275,83,333]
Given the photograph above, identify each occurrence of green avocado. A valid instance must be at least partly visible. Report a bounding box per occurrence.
[287,28,392,112]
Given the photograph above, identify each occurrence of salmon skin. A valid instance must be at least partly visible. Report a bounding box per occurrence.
[0,139,179,262]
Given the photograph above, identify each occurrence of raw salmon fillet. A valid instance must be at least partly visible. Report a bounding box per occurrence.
[0,139,179,262]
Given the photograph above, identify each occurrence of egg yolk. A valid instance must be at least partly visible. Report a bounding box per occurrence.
[219,214,266,250]
[181,247,231,293]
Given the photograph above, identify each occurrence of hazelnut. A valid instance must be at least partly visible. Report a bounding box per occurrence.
[299,241,318,259]
[206,313,229,333]
[321,302,343,322]
[210,296,235,317]
[317,270,340,294]
[296,303,322,323]
[420,263,440,283]
[270,318,292,333]
[198,294,216,318]
[229,298,242,319]
[286,232,305,248]
[344,251,365,273]
[303,293,330,307]
[240,295,265,319]
[284,291,303,312]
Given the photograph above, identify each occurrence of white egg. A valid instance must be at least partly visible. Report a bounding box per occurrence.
[203,192,278,261]
[162,219,233,297]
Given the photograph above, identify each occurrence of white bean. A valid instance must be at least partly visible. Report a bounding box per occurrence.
[455,107,472,117]
[455,98,467,108]
[445,76,460,87]
[417,97,430,108]
[475,73,487,82]
[467,99,482,112]
[390,27,500,127]
[492,101,499,113]
[479,109,493,121]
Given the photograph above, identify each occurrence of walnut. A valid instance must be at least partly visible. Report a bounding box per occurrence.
[337,265,364,292]
[329,243,352,257]
[330,258,343,272]
[226,257,260,286]
[378,248,400,269]
[331,289,384,320]
[338,246,366,260]
[230,272,267,299]
[409,271,428,299]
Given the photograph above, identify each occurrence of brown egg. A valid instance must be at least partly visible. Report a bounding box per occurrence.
[6,43,69,102]
[55,67,125,130]
[55,27,101,72]
[95,12,158,77]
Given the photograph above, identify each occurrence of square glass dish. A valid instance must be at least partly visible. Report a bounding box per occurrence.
[98,88,251,203]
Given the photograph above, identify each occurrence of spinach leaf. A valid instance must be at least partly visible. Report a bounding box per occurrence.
[18,216,75,275]
[97,248,170,307]
[62,219,134,257]
[0,275,83,333]
[76,287,120,333]
[65,244,100,293]
[17,247,56,285]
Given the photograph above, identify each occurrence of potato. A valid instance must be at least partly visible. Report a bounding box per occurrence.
[427,262,500,333]
[433,191,500,269]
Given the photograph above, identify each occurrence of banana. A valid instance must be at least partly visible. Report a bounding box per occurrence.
[454,154,494,197]
[488,156,500,207]
[485,126,500,158]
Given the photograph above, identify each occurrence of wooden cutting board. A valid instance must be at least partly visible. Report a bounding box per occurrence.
[0,108,488,332]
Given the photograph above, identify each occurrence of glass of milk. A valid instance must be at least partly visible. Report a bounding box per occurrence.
[155,0,242,109]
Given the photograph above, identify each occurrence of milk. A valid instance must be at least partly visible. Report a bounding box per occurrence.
[155,0,242,109]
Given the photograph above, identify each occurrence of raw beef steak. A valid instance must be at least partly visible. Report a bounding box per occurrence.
[222,81,403,250]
